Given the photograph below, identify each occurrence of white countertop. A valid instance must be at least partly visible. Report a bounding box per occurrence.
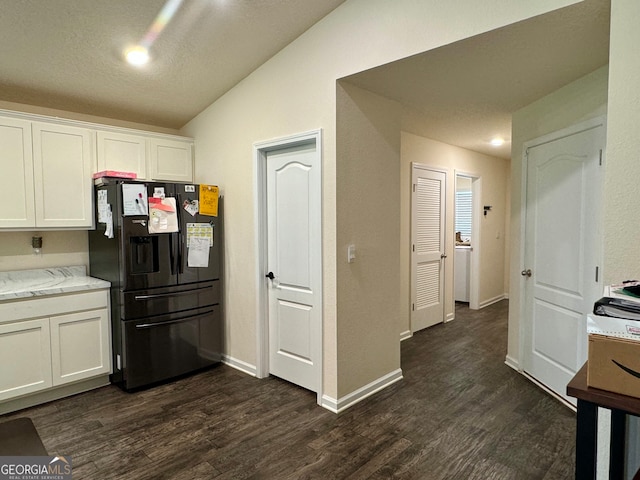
[0,266,110,301]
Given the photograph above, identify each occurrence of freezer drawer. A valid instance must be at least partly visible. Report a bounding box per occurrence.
[120,280,220,320]
[122,305,222,390]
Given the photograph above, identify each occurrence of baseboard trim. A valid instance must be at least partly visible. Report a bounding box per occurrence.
[520,370,576,412]
[445,311,455,323]
[504,355,520,371]
[400,330,412,341]
[479,294,506,309]
[504,357,576,411]
[222,355,257,377]
[0,375,110,415]
[321,368,403,414]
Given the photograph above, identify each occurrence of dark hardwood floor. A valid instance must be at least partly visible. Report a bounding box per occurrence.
[1,300,576,479]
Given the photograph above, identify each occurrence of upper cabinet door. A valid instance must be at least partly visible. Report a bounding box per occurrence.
[149,138,193,182]
[32,122,96,228]
[0,118,35,228]
[96,130,148,180]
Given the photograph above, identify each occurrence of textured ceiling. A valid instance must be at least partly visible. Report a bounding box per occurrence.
[0,0,347,129]
[343,0,610,159]
[0,0,610,158]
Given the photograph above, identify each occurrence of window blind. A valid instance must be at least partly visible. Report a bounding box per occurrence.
[455,191,472,239]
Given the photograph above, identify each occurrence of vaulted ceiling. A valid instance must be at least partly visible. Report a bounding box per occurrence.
[0,0,347,128]
[0,0,610,159]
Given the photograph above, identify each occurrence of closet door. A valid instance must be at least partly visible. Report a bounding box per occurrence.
[411,165,446,332]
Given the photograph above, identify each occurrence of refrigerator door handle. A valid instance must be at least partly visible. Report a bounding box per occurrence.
[169,233,176,275]
[176,193,184,274]
[135,309,215,329]
[133,286,212,300]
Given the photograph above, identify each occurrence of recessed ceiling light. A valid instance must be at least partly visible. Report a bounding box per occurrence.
[125,46,150,67]
[490,137,505,147]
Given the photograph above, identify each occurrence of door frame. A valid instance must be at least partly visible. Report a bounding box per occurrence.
[253,129,323,404]
[518,115,606,374]
[454,170,482,310]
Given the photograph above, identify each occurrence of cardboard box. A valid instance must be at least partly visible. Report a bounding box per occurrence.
[588,333,640,398]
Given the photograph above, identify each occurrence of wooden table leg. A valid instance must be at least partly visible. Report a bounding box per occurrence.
[609,409,626,480]
[576,399,598,480]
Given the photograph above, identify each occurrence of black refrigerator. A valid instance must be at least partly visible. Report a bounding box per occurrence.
[88,178,223,390]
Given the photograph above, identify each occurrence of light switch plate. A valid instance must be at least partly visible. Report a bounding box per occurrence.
[347,244,356,263]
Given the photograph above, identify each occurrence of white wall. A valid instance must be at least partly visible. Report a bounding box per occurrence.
[400,132,510,333]
[181,0,580,401]
[335,83,403,396]
[604,0,640,283]
[507,66,608,367]
[603,5,640,474]
[0,231,89,273]
[604,0,640,472]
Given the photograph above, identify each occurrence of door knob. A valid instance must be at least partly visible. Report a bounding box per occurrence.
[441,254,447,259]
[521,269,532,277]
[265,272,275,280]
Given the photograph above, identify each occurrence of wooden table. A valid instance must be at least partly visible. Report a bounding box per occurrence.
[567,362,640,479]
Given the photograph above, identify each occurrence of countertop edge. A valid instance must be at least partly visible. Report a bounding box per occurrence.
[0,278,111,302]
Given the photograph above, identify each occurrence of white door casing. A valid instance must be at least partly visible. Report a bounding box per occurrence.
[255,130,322,403]
[411,164,446,332]
[522,117,605,405]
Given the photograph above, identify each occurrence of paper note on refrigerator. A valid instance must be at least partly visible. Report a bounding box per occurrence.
[104,206,114,239]
[97,190,109,223]
[186,223,213,247]
[188,236,210,267]
[199,185,219,216]
[122,183,148,216]
[148,197,179,233]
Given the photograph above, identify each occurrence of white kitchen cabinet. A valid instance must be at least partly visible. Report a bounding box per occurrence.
[96,132,194,182]
[0,117,96,229]
[0,117,35,228]
[0,108,196,231]
[150,137,194,182]
[32,122,95,228]
[96,130,147,179]
[50,308,111,386]
[0,288,111,408]
[0,318,52,401]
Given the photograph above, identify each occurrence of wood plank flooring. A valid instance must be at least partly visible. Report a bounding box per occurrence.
[1,300,576,479]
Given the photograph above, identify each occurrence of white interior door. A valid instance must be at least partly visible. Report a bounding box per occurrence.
[266,141,321,393]
[411,164,446,332]
[522,118,605,404]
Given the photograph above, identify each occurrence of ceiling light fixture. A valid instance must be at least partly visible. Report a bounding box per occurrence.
[123,0,184,67]
[125,46,150,66]
[490,137,505,147]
